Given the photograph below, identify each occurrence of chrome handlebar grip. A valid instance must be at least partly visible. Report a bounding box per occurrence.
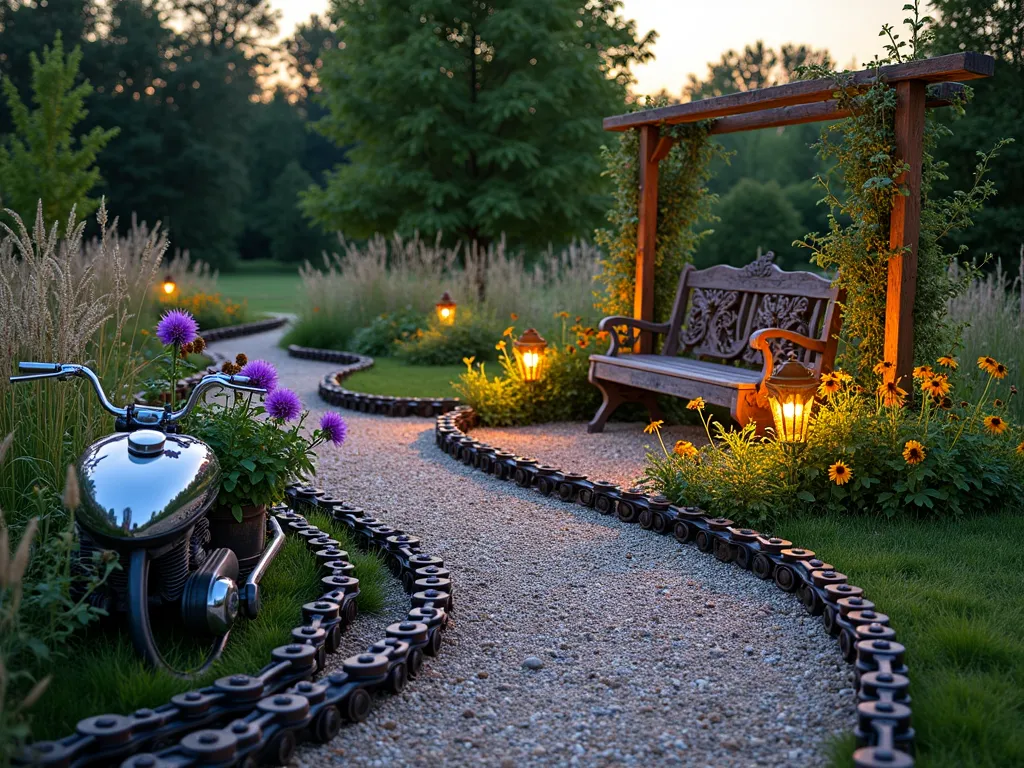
[11,363,267,425]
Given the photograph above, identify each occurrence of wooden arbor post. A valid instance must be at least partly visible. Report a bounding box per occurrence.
[606,53,994,371]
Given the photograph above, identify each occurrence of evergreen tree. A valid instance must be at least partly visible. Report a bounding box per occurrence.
[0,33,118,227]
[302,0,654,249]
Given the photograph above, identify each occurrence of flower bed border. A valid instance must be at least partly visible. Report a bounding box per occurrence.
[19,487,453,768]
[287,345,462,417]
[202,316,289,343]
[434,405,914,768]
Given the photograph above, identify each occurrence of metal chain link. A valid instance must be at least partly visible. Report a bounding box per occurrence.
[18,487,451,768]
[435,406,914,768]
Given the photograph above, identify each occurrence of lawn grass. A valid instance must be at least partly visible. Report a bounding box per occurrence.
[217,261,303,315]
[29,511,387,740]
[781,511,1024,768]
[343,357,463,398]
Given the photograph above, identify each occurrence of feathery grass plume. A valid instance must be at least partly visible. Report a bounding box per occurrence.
[8,517,38,586]
[62,465,80,512]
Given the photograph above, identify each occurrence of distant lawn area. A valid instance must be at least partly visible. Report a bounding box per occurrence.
[343,357,462,398]
[217,260,303,315]
[782,511,1024,768]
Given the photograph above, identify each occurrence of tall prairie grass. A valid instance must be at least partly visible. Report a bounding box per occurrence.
[0,203,214,517]
[948,251,1024,421]
[284,233,603,351]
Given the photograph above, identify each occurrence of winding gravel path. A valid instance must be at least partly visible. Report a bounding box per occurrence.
[208,328,853,768]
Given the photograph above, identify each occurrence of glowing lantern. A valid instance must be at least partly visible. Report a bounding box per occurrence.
[436,292,456,325]
[764,358,818,443]
[513,328,548,384]
[162,275,177,296]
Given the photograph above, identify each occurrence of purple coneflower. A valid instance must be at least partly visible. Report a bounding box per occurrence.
[240,359,278,392]
[319,411,347,446]
[156,309,199,347]
[265,388,302,421]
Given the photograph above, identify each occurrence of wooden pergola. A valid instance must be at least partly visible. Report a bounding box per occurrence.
[604,52,995,384]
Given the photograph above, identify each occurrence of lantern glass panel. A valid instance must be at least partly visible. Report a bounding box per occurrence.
[764,359,818,443]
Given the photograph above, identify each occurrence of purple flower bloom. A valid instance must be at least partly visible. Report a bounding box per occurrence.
[156,309,199,347]
[319,411,347,446]
[240,359,278,393]
[265,388,302,421]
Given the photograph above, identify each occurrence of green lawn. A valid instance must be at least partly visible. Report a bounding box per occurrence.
[29,511,387,740]
[782,512,1024,768]
[342,357,463,398]
[217,261,303,315]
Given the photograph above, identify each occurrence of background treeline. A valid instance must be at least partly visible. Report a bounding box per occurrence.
[0,0,1019,273]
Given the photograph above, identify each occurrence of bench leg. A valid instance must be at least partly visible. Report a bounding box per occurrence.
[588,380,625,434]
[639,392,664,425]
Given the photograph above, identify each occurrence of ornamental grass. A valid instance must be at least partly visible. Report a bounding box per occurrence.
[643,356,1024,526]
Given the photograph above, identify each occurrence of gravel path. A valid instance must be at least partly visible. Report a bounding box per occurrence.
[209,328,853,768]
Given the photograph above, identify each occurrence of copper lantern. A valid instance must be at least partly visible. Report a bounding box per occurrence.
[513,328,547,383]
[764,359,818,443]
[436,292,456,325]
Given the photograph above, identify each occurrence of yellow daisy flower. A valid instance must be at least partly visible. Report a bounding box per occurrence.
[828,461,852,486]
[912,365,934,380]
[495,340,506,351]
[686,397,705,411]
[983,415,1008,434]
[921,374,951,398]
[978,356,999,376]
[673,440,698,459]
[876,380,907,407]
[644,420,664,435]
[503,326,515,338]
[903,440,926,465]
[873,360,895,376]
[937,355,958,369]
[819,372,842,396]
[1016,442,1024,454]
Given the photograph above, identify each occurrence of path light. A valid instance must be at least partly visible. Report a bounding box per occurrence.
[764,358,818,443]
[436,292,456,325]
[162,274,177,296]
[514,328,548,384]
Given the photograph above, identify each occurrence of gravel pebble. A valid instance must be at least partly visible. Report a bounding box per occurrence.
[208,327,852,767]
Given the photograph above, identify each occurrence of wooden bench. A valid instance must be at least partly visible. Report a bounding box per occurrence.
[587,251,842,433]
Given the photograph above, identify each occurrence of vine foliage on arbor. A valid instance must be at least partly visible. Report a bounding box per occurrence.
[594,111,723,323]
[799,2,1013,380]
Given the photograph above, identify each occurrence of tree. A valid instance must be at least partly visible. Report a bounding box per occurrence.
[685,41,831,101]
[0,33,118,227]
[302,0,655,250]
[928,0,1023,261]
[695,179,804,270]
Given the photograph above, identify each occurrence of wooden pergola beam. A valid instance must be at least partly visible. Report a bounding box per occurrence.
[604,52,993,132]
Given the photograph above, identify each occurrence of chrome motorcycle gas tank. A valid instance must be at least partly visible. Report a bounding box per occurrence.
[77,429,221,547]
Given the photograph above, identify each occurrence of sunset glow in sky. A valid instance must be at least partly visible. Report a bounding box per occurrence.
[271,0,912,96]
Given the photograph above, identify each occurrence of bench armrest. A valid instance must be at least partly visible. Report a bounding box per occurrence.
[749,328,827,384]
[598,316,671,356]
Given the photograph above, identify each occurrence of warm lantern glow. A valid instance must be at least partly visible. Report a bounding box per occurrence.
[162,274,177,295]
[436,291,456,325]
[513,328,548,383]
[764,359,818,443]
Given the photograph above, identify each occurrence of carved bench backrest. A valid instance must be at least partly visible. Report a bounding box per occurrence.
[661,252,840,372]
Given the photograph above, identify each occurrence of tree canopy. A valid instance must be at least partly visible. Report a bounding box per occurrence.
[302,0,655,249]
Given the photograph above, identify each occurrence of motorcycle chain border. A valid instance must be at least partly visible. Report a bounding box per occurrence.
[287,346,462,418]
[18,486,452,768]
[430,405,914,768]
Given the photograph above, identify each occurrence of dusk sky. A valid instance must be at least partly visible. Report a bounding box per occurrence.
[270,0,913,95]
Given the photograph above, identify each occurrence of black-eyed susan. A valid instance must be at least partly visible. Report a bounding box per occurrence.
[912,365,934,380]
[819,372,843,396]
[503,326,515,338]
[921,373,951,398]
[938,396,954,410]
[877,380,907,407]
[903,440,926,465]
[644,420,665,435]
[1017,441,1024,454]
[828,461,852,485]
[993,361,1008,379]
[983,415,1008,434]
[686,397,705,411]
[978,356,1000,376]
[873,360,895,376]
[674,440,698,459]
[937,355,958,369]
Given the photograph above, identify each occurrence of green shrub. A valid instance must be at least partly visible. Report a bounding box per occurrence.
[454,319,602,425]
[395,310,501,366]
[643,358,1024,527]
[349,307,426,357]
[160,291,252,331]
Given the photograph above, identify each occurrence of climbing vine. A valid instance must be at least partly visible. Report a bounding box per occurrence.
[594,107,723,323]
[799,1,1012,380]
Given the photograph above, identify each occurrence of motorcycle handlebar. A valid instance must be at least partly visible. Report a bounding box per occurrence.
[10,362,267,424]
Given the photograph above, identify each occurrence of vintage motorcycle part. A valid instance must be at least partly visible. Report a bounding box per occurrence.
[10,362,278,679]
